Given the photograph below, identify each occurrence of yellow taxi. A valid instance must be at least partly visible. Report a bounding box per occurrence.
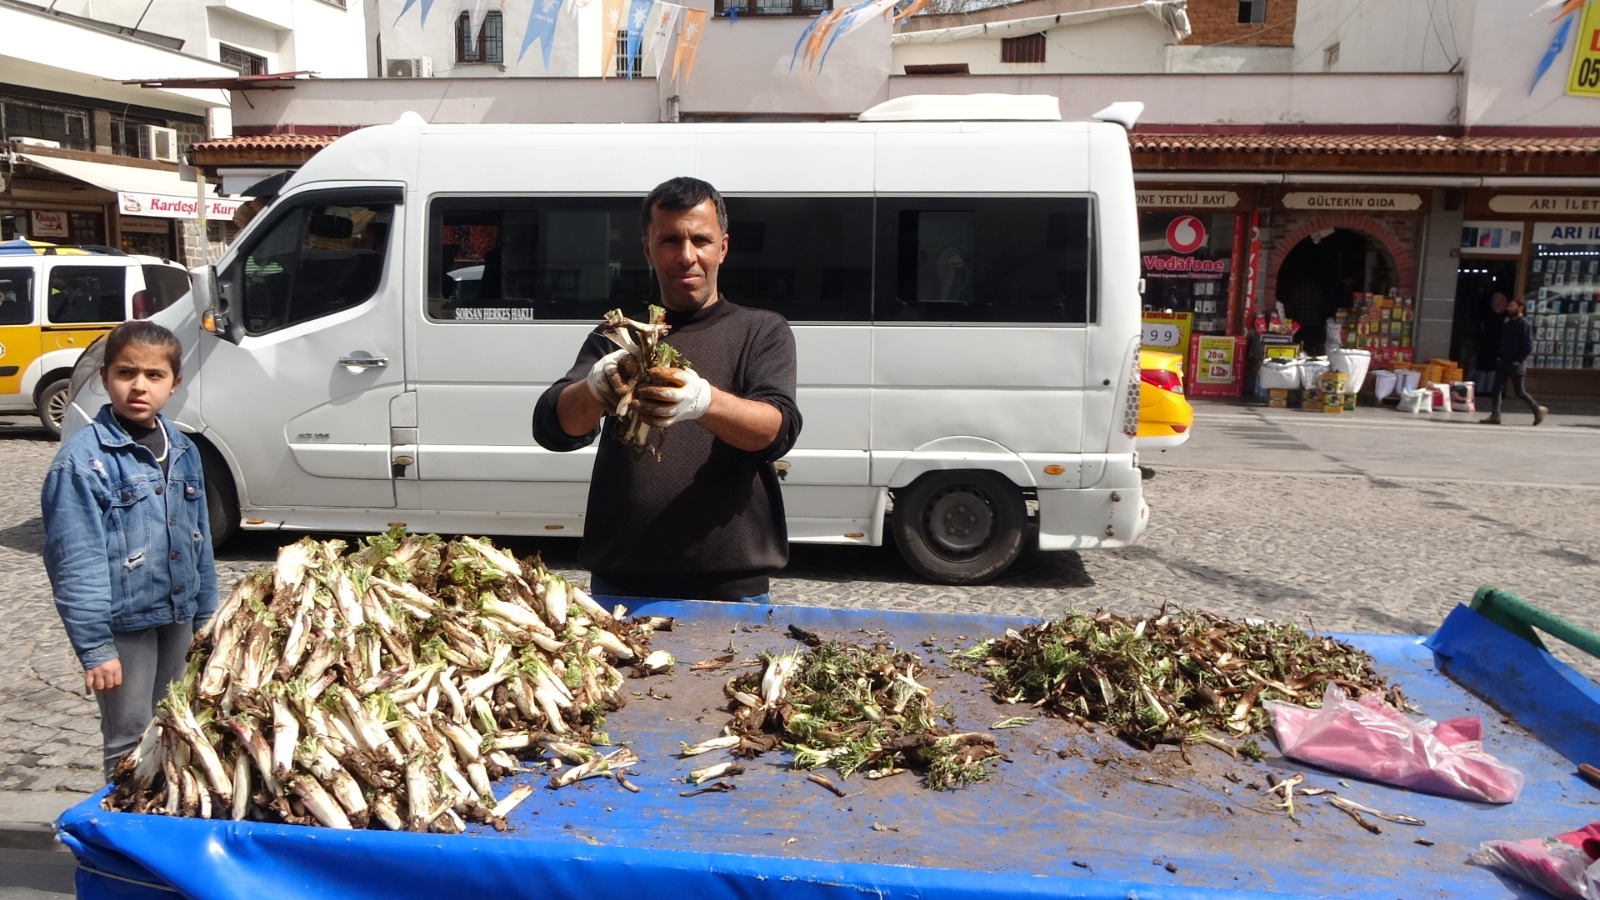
[1137,348,1193,452]
[0,242,189,436]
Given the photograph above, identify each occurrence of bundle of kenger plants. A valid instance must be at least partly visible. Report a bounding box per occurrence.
[721,637,1000,791]
[104,529,665,832]
[600,306,693,459]
[960,608,1392,751]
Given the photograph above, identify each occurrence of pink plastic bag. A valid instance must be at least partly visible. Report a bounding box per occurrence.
[1266,684,1524,803]
[1471,824,1600,899]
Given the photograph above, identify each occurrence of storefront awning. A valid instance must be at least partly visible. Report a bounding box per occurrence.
[16,152,243,221]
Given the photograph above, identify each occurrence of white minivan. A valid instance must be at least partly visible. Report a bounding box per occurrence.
[66,95,1150,584]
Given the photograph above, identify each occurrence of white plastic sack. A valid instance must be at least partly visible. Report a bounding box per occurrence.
[1396,370,1422,393]
[1258,359,1302,391]
[1299,357,1330,390]
[1399,388,1432,414]
[1372,370,1398,401]
[1328,349,1372,395]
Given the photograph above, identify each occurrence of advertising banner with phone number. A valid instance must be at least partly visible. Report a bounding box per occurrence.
[1187,334,1248,398]
[1141,311,1192,355]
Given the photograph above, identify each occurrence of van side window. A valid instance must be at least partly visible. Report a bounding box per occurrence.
[877,197,1096,324]
[718,197,872,323]
[0,268,32,325]
[428,197,650,323]
[47,267,126,324]
[233,202,395,334]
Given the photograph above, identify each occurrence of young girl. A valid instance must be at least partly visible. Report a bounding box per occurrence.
[41,321,218,779]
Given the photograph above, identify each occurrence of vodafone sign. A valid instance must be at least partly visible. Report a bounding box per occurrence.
[1165,215,1207,254]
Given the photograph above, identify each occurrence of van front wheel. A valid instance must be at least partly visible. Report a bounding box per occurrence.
[38,379,69,440]
[199,444,240,548]
[892,472,1025,585]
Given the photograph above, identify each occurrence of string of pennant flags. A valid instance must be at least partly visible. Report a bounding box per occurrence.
[393,0,927,85]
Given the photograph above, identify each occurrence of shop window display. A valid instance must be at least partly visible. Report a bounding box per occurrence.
[1138,212,1235,334]
[1526,241,1600,370]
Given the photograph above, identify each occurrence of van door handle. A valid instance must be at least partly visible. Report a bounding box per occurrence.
[337,355,388,369]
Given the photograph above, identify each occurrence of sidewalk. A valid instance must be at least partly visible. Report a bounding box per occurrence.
[0,789,90,852]
[1196,391,1600,423]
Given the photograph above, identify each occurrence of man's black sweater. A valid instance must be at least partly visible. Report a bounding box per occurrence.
[532,299,801,601]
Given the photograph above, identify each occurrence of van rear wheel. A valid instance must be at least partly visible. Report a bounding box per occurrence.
[38,379,70,440]
[892,472,1025,585]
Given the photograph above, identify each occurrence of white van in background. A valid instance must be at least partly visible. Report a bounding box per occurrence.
[65,95,1149,585]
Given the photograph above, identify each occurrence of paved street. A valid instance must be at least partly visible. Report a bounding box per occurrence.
[1,396,1597,824]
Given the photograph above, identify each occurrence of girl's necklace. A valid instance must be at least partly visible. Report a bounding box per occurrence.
[153,423,169,465]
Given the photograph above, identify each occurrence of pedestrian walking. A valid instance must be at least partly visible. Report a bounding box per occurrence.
[40,321,218,778]
[1480,296,1547,426]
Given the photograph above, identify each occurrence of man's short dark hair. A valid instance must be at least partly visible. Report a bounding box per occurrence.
[641,177,728,235]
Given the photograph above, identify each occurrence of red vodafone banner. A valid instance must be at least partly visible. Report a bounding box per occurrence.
[119,191,244,221]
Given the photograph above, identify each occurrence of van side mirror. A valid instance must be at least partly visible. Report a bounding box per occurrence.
[189,264,227,334]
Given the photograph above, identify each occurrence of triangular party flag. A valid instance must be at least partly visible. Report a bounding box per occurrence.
[802,8,845,72]
[1545,0,1584,22]
[645,2,683,77]
[672,7,708,84]
[394,0,438,26]
[816,0,879,72]
[1531,11,1575,94]
[843,0,899,34]
[623,0,654,79]
[519,0,567,67]
[788,12,826,72]
[892,0,928,22]
[600,0,625,78]
[470,0,488,28]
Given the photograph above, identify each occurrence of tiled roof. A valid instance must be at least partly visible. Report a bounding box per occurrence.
[1129,133,1600,157]
[191,134,340,152]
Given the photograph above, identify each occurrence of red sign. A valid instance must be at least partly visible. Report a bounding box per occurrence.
[1165,215,1207,254]
[1142,254,1226,276]
[1242,211,1261,321]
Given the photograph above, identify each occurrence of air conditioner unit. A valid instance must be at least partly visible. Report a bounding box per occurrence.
[142,125,180,163]
[386,57,433,78]
[15,136,62,149]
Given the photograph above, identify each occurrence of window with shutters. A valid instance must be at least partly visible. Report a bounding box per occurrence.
[458,12,504,64]
[614,31,643,77]
[1000,33,1046,64]
[219,44,269,76]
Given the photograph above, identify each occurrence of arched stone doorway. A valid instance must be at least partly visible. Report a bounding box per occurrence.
[1267,215,1415,356]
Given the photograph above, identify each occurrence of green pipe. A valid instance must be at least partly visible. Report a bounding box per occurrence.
[1470,586,1600,660]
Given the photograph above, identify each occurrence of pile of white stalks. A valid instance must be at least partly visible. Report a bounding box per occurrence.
[104,530,669,833]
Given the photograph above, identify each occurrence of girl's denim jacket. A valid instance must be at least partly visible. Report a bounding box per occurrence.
[41,405,219,669]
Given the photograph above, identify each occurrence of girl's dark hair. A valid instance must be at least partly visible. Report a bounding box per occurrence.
[103,320,183,378]
[641,176,728,235]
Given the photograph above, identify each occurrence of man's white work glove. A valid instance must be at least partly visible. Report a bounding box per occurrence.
[636,368,713,428]
[585,348,632,413]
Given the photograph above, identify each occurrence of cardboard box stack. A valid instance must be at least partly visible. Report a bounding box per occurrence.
[1340,291,1417,370]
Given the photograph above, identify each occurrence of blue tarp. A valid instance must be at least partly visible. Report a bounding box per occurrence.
[57,601,1600,900]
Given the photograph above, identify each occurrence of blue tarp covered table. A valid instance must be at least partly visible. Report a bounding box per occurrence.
[56,600,1600,899]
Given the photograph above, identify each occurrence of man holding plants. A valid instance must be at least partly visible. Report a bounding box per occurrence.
[533,176,802,603]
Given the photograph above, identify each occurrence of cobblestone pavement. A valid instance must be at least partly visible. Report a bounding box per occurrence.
[3,406,1598,794]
